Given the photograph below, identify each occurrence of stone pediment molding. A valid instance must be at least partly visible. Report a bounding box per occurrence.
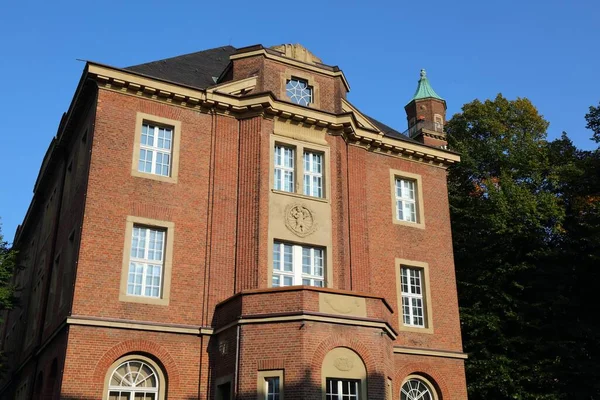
[270,43,323,65]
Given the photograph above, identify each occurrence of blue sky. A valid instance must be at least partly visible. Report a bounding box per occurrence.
[1,0,599,241]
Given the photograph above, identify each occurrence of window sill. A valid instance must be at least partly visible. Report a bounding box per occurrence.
[271,189,329,203]
[131,170,178,184]
[118,293,169,306]
[399,324,434,334]
[393,219,425,230]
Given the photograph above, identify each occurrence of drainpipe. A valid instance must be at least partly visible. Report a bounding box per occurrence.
[234,324,241,398]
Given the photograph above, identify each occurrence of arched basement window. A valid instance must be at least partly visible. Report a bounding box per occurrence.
[105,355,165,400]
[400,376,438,400]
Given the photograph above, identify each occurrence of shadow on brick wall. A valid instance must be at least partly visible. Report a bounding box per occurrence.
[60,369,387,399]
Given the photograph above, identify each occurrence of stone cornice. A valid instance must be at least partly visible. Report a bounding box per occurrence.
[86,63,460,167]
[394,346,468,360]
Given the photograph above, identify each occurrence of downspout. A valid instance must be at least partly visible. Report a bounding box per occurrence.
[234,324,241,399]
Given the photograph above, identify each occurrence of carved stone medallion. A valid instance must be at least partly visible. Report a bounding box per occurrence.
[285,204,317,237]
[334,357,354,371]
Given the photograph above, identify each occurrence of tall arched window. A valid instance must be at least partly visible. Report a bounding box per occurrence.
[400,376,438,400]
[104,355,165,400]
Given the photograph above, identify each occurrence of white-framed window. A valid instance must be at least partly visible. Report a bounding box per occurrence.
[274,145,295,192]
[286,78,313,106]
[395,179,417,223]
[401,267,425,327]
[303,151,323,198]
[273,242,324,287]
[401,378,435,400]
[128,226,165,298]
[264,376,281,400]
[108,359,159,400]
[326,378,360,400]
[138,123,173,177]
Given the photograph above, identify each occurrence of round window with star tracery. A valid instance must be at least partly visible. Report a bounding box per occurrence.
[286,78,313,106]
[400,378,436,400]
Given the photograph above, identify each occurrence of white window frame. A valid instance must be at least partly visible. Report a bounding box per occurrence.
[325,378,360,400]
[274,145,295,192]
[264,376,281,400]
[127,225,166,298]
[401,267,425,328]
[107,359,159,399]
[272,241,324,287]
[303,151,323,198]
[286,77,313,106]
[395,178,417,223]
[400,376,438,400]
[138,123,173,177]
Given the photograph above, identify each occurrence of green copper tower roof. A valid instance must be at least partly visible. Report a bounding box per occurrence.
[408,69,444,104]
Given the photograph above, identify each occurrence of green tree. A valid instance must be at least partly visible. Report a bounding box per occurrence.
[446,94,564,399]
[542,133,600,397]
[0,220,18,374]
[585,101,600,143]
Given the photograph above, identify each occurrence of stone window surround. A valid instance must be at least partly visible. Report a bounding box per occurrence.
[400,374,439,400]
[256,370,284,400]
[321,347,367,400]
[268,132,333,290]
[102,354,166,400]
[131,112,181,184]
[271,135,331,201]
[389,169,425,229]
[280,68,321,109]
[119,216,174,306]
[395,258,434,334]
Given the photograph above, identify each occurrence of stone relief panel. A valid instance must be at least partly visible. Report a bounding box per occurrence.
[319,293,367,317]
[285,204,317,237]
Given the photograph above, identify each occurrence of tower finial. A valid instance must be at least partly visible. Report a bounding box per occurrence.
[408,68,443,104]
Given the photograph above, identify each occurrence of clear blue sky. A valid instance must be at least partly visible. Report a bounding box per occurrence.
[1,0,599,242]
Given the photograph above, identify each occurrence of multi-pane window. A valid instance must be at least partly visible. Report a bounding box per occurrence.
[400,378,434,400]
[128,226,165,298]
[274,145,295,192]
[286,78,313,106]
[303,151,323,197]
[273,242,324,287]
[395,178,417,223]
[326,378,360,400]
[264,377,280,400]
[138,123,173,177]
[401,267,425,327]
[108,360,159,400]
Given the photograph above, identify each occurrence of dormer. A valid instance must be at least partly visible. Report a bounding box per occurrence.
[227,44,350,113]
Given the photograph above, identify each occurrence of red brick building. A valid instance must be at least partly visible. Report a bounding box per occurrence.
[0,43,467,399]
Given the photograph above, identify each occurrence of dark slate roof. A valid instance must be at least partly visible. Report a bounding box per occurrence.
[124,45,422,147]
[364,115,421,145]
[125,46,237,89]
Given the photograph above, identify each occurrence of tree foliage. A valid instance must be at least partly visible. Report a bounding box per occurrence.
[585,101,600,143]
[0,220,18,375]
[447,94,600,399]
[0,222,17,314]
